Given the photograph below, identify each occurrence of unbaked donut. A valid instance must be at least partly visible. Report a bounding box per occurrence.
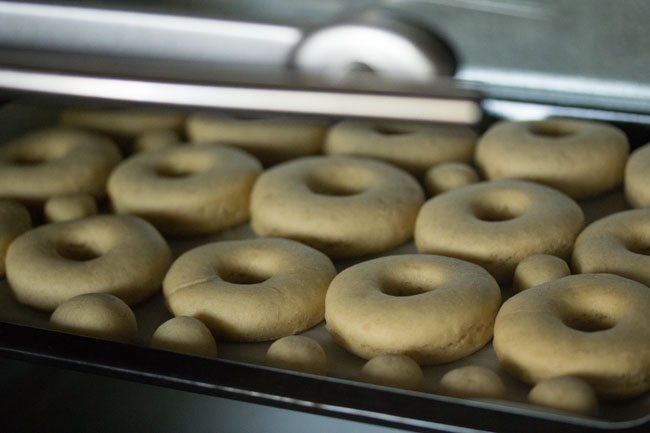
[415,180,584,282]
[513,255,570,292]
[625,142,650,208]
[251,156,424,258]
[50,293,138,343]
[134,130,182,153]
[44,193,97,222]
[6,214,171,311]
[572,209,650,287]
[325,254,501,365]
[150,316,217,358]
[360,354,424,390]
[186,112,327,165]
[424,162,479,196]
[265,335,327,375]
[325,120,476,177]
[438,366,506,399]
[0,201,31,276]
[163,238,336,342]
[493,273,650,398]
[528,376,599,416]
[0,128,121,204]
[108,144,262,236]
[476,119,629,199]
[60,108,185,137]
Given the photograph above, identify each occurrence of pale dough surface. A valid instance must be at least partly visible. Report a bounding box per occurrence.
[528,376,599,416]
[45,193,97,223]
[151,316,217,358]
[0,200,31,276]
[360,354,424,391]
[50,293,138,343]
[424,162,479,196]
[438,366,506,399]
[265,335,327,375]
[513,254,570,292]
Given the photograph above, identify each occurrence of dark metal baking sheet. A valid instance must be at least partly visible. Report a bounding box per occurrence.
[0,102,648,433]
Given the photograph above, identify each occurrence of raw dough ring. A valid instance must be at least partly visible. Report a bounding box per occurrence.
[6,214,172,311]
[186,112,327,164]
[60,108,185,137]
[415,179,584,282]
[251,156,424,258]
[108,144,262,236]
[476,119,629,199]
[0,128,121,204]
[163,238,337,342]
[0,200,31,276]
[325,254,501,365]
[493,273,650,398]
[325,120,476,177]
[572,209,650,287]
[625,143,650,208]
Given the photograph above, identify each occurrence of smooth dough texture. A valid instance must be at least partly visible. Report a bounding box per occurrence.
[325,120,476,177]
[50,293,137,343]
[6,214,172,311]
[163,238,337,342]
[0,128,121,204]
[476,119,629,199]
[528,376,599,416]
[186,113,328,164]
[424,162,479,196]
[415,179,584,282]
[513,255,571,292]
[325,255,501,365]
[134,130,182,153]
[360,354,424,391]
[265,335,327,375]
[493,273,650,398]
[44,193,97,222]
[0,201,31,276]
[572,209,650,287]
[60,108,185,137]
[625,143,650,208]
[251,156,424,258]
[108,144,262,236]
[438,366,506,399]
[150,316,217,358]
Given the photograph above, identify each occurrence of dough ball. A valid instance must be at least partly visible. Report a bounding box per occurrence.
[44,193,98,222]
[360,354,424,390]
[528,376,599,416]
[438,366,506,399]
[151,316,217,358]
[50,293,137,343]
[265,335,327,375]
[513,255,571,292]
[134,130,182,153]
[424,162,479,196]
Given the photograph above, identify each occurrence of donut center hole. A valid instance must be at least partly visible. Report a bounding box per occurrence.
[381,280,432,297]
[562,312,616,333]
[373,125,414,136]
[56,241,101,261]
[473,202,522,222]
[528,122,578,138]
[306,165,375,197]
[155,164,200,178]
[219,267,270,285]
[155,153,214,179]
[12,154,47,166]
[627,242,650,256]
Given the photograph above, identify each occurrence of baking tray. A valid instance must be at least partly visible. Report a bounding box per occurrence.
[0,102,648,433]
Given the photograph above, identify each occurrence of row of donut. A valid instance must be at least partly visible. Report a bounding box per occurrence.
[17,231,646,418]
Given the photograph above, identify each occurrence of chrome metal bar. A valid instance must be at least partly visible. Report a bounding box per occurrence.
[0,67,482,124]
[0,1,300,66]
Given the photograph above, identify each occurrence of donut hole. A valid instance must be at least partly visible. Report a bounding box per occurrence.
[379,264,444,297]
[306,164,375,197]
[373,124,415,136]
[218,266,271,285]
[155,154,214,179]
[561,310,616,333]
[56,240,102,261]
[473,202,523,222]
[472,190,532,222]
[626,241,650,256]
[11,154,48,166]
[528,121,579,138]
